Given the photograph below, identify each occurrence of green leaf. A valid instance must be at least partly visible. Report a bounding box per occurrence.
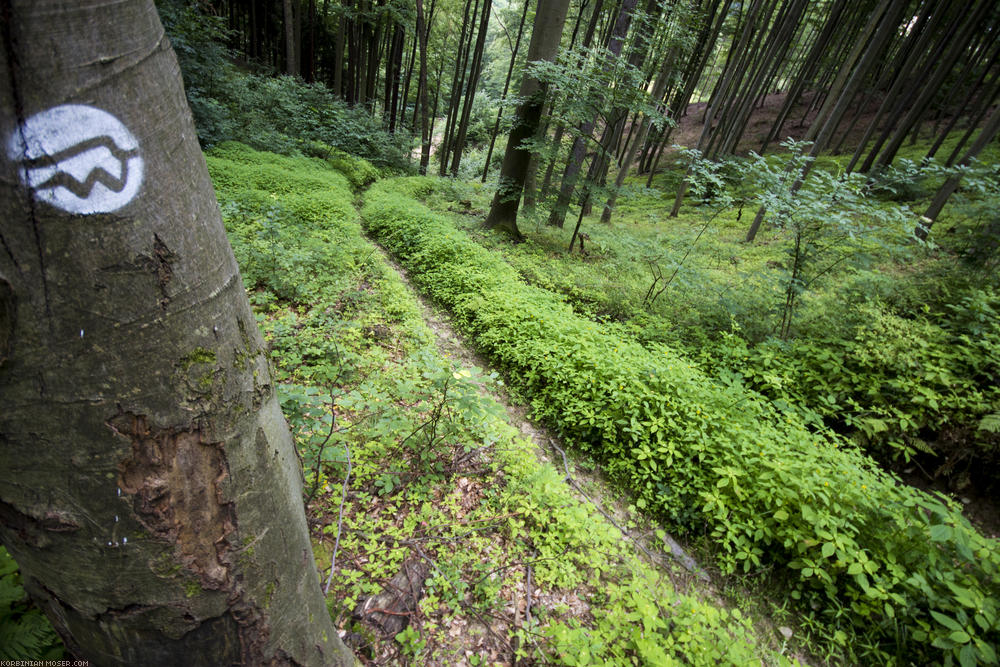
[977,413,1000,433]
[929,524,953,542]
[975,638,997,663]
[821,542,836,558]
[949,630,971,645]
[930,610,964,633]
[773,509,789,521]
[958,643,976,667]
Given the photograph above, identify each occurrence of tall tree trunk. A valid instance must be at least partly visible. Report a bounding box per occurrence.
[483,0,533,181]
[334,2,346,96]
[744,0,909,242]
[537,0,603,197]
[601,51,672,223]
[387,23,404,132]
[925,39,1000,162]
[917,106,1000,240]
[417,0,433,173]
[0,2,354,664]
[484,0,573,238]
[865,1,991,173]
[284,0,299,75]
[451,0,493,176]
[440,0,477,175]
[546,0,639,229]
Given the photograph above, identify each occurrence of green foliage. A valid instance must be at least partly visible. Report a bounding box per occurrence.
[213,147,777,664]
[747,140,912,339]
[157,0,409,167]
[539,579,767,666]
[0,547,63,660]
[363,176,1000,664]
[698,294,1000,470]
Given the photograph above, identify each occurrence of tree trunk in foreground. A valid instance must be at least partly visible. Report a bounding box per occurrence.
[484,0,572,239]
[0,2,354,664]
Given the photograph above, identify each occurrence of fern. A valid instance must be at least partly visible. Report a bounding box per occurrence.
[979,412,1000,433]
[0,547,63,660]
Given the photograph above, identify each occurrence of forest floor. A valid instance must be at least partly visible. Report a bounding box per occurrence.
[670,90,963,159]
[352,240,814,665]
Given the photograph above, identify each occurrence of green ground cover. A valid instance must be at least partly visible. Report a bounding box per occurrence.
[206,143,780,665]
[363,174,1000,665]
[421,154,1000,494]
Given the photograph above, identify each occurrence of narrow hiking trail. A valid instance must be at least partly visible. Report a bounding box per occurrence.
[359,221,812,665]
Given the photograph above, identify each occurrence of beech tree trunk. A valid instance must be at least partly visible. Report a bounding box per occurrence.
[917,105,1000,240]
[484,0,572,238]
[416,0,433,174]
[0,2,354,664]
[284,0,299,75]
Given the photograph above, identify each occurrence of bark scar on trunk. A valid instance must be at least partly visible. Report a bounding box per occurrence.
[151,233,176,310]
[0,500,80,548]
[110,410,235,590]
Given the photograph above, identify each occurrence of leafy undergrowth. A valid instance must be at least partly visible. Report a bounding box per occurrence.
[207,143,786,665]
[422,166,1000,503]
[363,175,1000,666]
[0,547,63,660]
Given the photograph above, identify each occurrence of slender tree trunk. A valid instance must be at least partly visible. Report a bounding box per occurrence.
[284,0,299,75]
[536,0,603,199]
[334,4,346,96]
[917,106,1000,239]
[411,0,438,129]
[483,0,533,181]
[440,0,477,175]
[546,0,639,229]
[601,51,672,223]
[401,27,419,129]
[387,24,404,132]
[944,78,1000,167]
[484,0,573,238]
[926,40,1000,162]
[866,1,991,173]
[451,0,493,175]
[745,0,909,243]
[0,2,354,664]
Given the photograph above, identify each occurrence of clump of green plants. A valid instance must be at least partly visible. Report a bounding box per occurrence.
[0,547,63,660]
[212,146,783,664]
[157,0,409,168]
[363,176,1000,665]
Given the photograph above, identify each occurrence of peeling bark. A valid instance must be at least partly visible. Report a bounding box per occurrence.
[113,412,236,589]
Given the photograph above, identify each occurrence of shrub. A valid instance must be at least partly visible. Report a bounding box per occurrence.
[363,177,1000,665]
[158,0,409,168]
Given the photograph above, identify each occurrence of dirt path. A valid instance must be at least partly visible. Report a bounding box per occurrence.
[364,241,813,628]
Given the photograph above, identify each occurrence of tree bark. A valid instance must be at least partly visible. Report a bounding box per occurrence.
[483,0,533,182]
[917,105,1000,240]
[284,0,299,75]
[416,0,433,173]
[484,0,572,238]
[0,2,354,664]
